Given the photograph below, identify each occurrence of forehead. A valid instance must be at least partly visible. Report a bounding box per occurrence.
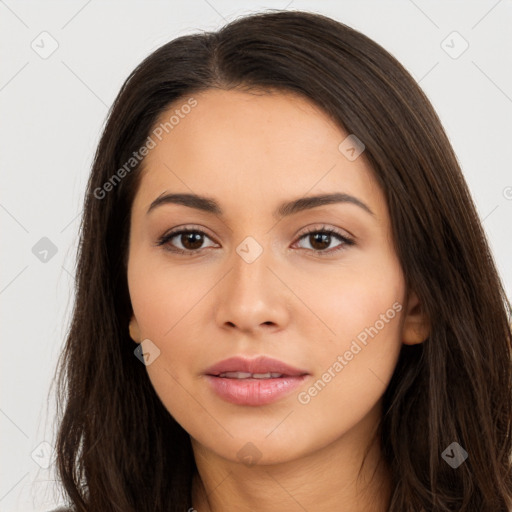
[149,88,346,165]
[133,88,381,217]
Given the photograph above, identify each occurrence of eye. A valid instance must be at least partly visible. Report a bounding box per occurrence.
[293,225,355,256]
[155,224,355,256]
[155,226,218,255]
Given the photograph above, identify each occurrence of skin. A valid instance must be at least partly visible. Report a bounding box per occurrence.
[127,88,429,511]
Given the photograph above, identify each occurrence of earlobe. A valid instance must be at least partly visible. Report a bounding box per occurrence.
[129,315,142,343]
[402,291,430,345]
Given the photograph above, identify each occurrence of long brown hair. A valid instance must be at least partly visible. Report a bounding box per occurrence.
[54,9,512,511]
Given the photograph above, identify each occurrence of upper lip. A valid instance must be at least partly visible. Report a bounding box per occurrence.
[204,356,309,377]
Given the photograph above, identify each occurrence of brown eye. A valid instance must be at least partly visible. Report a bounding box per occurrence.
[307,232,332,251]
[178,232,205,250]
[294,227,355,255]
[156,228,217,254]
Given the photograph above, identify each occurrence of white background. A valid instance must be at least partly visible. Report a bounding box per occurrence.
[1,1,511,510]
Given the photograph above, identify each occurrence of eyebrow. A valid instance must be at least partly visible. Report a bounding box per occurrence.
[146,191,374,218]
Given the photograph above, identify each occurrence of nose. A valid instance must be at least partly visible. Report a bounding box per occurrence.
[213,239,290,335]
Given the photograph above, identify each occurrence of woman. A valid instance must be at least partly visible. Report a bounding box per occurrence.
[52,9,512,511]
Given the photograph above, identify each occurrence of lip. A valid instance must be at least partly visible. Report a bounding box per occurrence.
[204,356,309,406]
[204,356,308,377]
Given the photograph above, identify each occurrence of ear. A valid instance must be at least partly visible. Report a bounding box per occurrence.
[129,314,142,343]
[402,290,429,345]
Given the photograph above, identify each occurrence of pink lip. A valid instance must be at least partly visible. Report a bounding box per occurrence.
[204,356,308,377]
[204,356,309,406]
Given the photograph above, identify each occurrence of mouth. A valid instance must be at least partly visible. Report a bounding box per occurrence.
[216,371,288,379]
[204,355,308,377]
[204,356,309,406]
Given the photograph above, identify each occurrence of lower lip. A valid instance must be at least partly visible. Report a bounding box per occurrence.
[205,375,308,406]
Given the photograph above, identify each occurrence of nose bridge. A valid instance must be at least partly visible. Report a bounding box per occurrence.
[230,233,271,295]
[235,234,267,267]
[213,231,288,331]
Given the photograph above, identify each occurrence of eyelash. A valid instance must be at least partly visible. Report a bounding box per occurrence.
[155,224,355,257]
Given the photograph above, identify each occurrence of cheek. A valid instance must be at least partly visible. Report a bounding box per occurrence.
[128,250,206,339]
[301,257,404,403]
[127,259,206,423]
[289,288,403,456]
[313,257,404,348]
[127,254,216,392]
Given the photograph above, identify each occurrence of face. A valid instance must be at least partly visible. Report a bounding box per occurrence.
[127,88,426,466]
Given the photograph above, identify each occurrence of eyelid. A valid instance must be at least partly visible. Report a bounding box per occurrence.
[294,223,355,241]
[159,224,216,240]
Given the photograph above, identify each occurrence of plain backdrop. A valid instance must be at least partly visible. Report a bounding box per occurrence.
[1,1,511,510]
